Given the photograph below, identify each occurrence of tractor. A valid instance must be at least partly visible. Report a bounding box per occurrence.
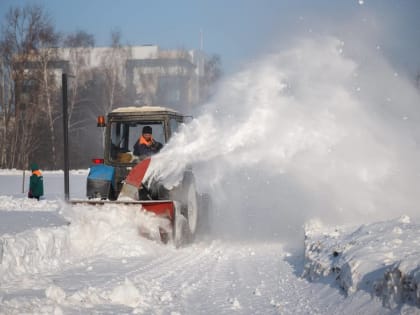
[72,106,207,246]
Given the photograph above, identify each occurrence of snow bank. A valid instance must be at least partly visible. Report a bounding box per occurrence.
[0,203,169,282]
[303,216,420,309]
[0,225,71,280]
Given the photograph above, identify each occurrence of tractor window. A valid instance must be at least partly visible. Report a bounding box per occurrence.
[109,121,165,163]
[110,123,129,152]
[169,118,179,136]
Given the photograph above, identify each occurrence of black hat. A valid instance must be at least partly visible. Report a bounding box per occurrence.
[142,126,152,134]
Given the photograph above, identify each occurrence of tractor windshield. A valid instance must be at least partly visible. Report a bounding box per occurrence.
[108,121,166,163]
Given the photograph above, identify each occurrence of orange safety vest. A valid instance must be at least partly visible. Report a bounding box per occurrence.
[139,135,154,146]
[32,170,42,177]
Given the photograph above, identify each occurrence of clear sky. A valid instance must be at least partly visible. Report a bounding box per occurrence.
[1,0,420,75]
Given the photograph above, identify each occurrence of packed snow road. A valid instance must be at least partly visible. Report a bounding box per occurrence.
[16,241,310,314]
[0,230,382,314]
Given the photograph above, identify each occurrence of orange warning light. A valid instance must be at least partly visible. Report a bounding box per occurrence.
[97,115,106,127]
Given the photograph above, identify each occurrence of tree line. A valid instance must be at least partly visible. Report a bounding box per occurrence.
[0,4,222,170]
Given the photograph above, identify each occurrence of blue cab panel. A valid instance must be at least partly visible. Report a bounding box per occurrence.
[88,164,115,184]
[86,164,115,199]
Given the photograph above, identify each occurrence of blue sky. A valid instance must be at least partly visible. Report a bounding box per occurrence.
[1,0,420,75]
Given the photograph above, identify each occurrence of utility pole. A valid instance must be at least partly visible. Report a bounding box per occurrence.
[62,73,70,201]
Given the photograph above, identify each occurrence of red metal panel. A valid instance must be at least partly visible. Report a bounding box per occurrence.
[141,201,175,221]
[125,157,151,188]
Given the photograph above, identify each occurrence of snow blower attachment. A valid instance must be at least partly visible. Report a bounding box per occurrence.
[117,157,198,246]
[76,157,198,246]
[69,106,206,246]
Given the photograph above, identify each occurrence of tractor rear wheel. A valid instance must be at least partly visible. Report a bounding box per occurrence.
[174,212,190,248]
[181,173,199,237]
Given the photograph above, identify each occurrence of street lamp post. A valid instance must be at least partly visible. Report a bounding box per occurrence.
[62,73,70,201]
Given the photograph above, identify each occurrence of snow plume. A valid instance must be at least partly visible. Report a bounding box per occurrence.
[145,36,420,243]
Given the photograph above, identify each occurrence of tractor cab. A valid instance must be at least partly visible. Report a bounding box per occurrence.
[105,106,185,166]
[89,106,188,199]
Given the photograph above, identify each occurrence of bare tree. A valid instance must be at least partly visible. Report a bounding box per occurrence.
[61,31,102,168]
[100,30,131,113]
[0,4,59,168]
[0,51,14,168]
[35,27,61,167]
[62,30,95,128]
[129,49,197,113]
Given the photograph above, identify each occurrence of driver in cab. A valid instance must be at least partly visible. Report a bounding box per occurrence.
[133,126,163,157]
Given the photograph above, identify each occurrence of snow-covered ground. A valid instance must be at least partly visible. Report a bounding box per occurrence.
[0,172,419,314]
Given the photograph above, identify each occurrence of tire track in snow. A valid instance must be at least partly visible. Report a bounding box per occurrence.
[133,240,226,313]
[70,239,233,313]
[201,241,286,314]
[54,240,219,307]
[103,240,313,314]
[120,240,296,314]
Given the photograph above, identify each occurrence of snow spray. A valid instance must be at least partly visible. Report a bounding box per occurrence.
[145,36,420,243]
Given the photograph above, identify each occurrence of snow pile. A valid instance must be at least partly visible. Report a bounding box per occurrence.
[45,284,67,304]
[0,225,71,280]
[109,278,144,308]
[303,215,420,309]
[62,276,163,311]
[62,203,173,251]
[0,203,169,282]
[13,277,152,312]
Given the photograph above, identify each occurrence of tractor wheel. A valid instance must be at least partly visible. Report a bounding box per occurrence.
[174,212,190,248]
[181,173,199,238]
[108,185,117,201]
[197,193,211,234]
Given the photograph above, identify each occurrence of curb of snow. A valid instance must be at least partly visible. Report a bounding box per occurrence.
[303,216,420,309]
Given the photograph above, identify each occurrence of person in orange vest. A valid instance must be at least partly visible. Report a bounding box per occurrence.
[28,163,44,201]
[133,126,163,157]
